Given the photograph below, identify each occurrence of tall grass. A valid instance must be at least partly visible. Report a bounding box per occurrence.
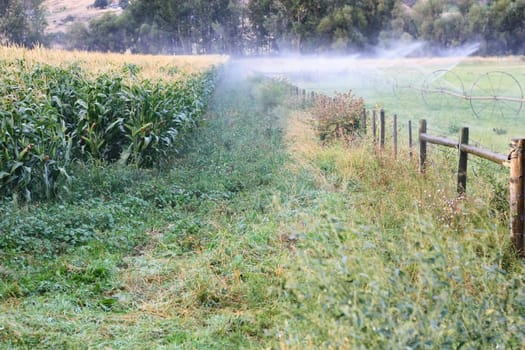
[273,108,524,348]
[0,71,292,349]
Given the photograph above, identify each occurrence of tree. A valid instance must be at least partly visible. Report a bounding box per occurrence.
[248,0,287,53]
[317,5,362,51]
[88,13,130,52]
[432,11,465,47]
[457,0,475,15]
[316,0,396,52]
[412,0,446,42]
[93,0,108,9]
[121,0,242,54]
[119,0,129,9]
[386,1,419,40]
[0,0,47,47]
[64,22,91,51]
[59,0,525,56]
[483,0,525,54]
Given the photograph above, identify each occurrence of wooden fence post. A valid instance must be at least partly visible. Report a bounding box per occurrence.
[362,108,367,135]
[393,114,398,159]
[419,119,427,173]
[380,109,385,150]
[457,127,469,195]
[510,139,525,257]
[372,110,377,145]
[409,120,413,159]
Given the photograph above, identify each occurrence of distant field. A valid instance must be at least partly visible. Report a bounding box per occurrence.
[252,56,525,152]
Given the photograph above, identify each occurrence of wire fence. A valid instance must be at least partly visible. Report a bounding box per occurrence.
[292,85,525,257]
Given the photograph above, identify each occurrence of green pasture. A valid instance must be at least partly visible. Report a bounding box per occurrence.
[294,56,525,153]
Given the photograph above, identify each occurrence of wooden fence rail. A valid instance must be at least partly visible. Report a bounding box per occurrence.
[365,107,524,257]
[290,89,525,256]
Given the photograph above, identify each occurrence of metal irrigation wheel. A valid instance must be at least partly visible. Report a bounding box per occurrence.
[470,71,524,119]
[421,69,466,109]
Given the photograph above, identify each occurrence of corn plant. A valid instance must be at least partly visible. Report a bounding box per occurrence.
[0,58,218,200]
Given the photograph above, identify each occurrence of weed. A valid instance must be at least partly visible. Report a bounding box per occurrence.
[251,77,290,112]
[272,109,524,348]
[311,91,364,143]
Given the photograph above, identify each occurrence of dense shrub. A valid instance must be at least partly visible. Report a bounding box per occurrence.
[93,0,108,9]
[312,91,364,143]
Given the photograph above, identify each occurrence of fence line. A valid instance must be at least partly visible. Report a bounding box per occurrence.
[371,109,524,257]
[290,86,525,256]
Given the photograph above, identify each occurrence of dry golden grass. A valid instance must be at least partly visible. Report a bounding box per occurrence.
[0,45,228,81]
[43,0,122,34]
[332,56,525,73]
[284,110,319,168]
[283,108,342,191]
[347,55,525,69]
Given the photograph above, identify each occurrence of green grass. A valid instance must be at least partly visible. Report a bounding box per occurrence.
[295,56,525,152]
[1,62,525,349]
[266,140,523,348]
[0,69,292,348]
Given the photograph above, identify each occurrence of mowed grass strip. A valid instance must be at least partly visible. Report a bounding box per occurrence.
[0,70,294,348]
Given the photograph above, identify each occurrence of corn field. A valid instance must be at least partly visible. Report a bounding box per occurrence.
[0,47,223,201]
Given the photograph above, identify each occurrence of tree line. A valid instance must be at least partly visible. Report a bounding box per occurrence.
[1,0,525,55]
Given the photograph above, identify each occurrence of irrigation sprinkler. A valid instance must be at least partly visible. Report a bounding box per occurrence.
[469,71,524,119]
[421,69,465,109]
[255,58,524,121]
[419,69,524,119]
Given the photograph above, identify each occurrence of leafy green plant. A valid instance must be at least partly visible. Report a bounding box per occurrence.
[1,64,523,350]
[0,59,218,200]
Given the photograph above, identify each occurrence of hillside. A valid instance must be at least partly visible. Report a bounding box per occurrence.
[43,0,122,33]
